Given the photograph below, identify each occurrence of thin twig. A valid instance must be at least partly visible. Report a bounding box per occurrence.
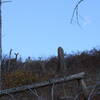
[88,82,100,100]
[28,88,39,97]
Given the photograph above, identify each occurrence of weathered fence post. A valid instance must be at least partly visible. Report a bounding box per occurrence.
[58,47,66,72]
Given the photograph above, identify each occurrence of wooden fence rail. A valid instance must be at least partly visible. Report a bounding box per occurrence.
[0,72,86,96]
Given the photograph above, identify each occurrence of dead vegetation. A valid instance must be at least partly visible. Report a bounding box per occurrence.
[1,48,100,88]
[0,48,100,99]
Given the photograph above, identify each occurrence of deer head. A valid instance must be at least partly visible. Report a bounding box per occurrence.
[14,52,19,61]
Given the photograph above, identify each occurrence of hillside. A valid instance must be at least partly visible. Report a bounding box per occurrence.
[0,48,100,100]
[1,48,100,89]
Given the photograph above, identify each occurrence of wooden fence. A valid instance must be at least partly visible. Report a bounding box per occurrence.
[0,47,100,100]
[0,72,89,100]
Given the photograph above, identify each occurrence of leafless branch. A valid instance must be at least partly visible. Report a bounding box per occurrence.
[88,82,100,100]
[71,0,85,25]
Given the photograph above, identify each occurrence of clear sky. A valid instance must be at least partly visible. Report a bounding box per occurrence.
[2,0,100,59]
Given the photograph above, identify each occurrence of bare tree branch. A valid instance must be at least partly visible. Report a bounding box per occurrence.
[71,0,85,25]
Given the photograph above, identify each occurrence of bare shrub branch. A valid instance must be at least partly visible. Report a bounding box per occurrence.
[71,0,85,26]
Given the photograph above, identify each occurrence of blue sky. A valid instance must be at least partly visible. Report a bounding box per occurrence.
[2,0,100,59]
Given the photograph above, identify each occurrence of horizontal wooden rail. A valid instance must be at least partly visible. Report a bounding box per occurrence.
[0,72,85,96]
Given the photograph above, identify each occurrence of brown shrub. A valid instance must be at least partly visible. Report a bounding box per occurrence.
[4,70,39,88]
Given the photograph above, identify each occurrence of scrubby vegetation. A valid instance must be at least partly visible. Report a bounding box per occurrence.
[1,48,100,89]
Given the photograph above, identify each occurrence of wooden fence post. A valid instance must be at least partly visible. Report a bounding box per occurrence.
[58,47,66,72]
